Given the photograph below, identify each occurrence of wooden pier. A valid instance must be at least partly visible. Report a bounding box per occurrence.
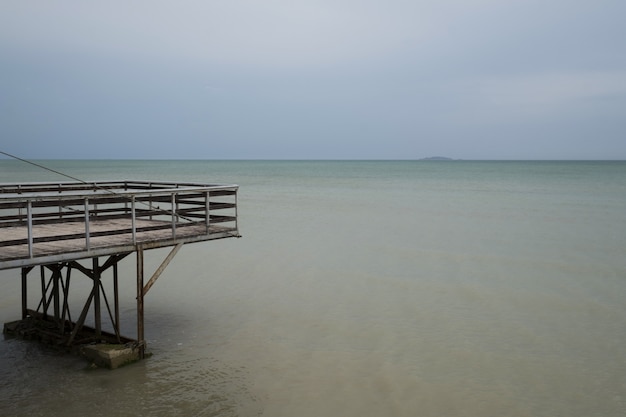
[0,180,239,365]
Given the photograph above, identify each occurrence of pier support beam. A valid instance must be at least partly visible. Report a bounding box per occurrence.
[93,257,101,338]
[1,179,239,368]
[135,243,184,359]
[7,254,132,348]
[136,247,145,359]
[6,246,184,366]
[21,267,33,319]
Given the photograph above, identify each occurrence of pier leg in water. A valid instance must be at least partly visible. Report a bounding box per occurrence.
[137,247,145,359]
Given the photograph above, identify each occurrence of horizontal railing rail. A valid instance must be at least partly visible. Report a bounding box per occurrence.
[0,181,239,263]
[0,180,233,195]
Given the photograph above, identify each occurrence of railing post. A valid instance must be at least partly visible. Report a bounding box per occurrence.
[27,200,33,258]
[171,193,176,238]
[205,191,210,234]
[235,189,239,235]
[84,198,90,250]
[176,192,180,223]
[131,195,136,244]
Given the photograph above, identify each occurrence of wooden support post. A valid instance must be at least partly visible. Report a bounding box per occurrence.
[40,266,47,318]
[21,267,33,319]
[61,264,72,331]
[93,257,101,338]
[114,261,120,342]
[137,247,145,359]
[21,268,27,319]
[52,265,61,325]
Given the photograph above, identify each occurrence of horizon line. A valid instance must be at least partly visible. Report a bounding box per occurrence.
[1,157,626,162]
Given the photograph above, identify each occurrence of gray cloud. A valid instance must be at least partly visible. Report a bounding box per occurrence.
[1,0,625,159]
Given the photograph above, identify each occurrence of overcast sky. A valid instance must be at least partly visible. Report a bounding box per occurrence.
[1,1,625,160]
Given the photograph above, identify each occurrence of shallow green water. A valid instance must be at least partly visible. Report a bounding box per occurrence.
[1,160,625,416]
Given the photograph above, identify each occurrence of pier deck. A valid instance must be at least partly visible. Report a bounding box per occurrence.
[1,180,239,365]
[0,180,239,270]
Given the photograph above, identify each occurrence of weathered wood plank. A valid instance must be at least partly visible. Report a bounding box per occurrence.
[0,180,239,270]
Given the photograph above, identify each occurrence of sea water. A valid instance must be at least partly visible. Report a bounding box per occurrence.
[1,160,625,417]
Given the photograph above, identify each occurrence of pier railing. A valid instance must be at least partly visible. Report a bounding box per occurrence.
[0,181,239,269]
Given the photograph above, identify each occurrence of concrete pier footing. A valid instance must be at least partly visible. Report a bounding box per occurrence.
[80,344,142,369]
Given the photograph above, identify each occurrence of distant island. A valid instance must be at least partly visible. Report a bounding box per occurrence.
[420,156,454,160]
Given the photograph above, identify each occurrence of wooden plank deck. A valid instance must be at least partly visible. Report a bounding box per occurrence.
[0,218,238,269]
[0,180,239,270]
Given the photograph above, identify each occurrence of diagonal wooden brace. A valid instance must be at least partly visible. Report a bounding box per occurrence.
[142,243,183,297]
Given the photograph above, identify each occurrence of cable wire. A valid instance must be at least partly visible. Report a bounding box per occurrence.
[0,150,197,222]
